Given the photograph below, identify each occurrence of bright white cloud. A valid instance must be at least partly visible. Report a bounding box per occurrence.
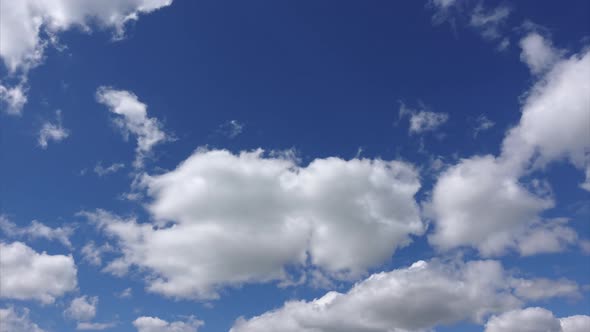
[94,162,125,176]
[83,148,423,299]
[428,37,590,255]
[0,307,45,332]
[399,102,448,134]
[510,277,580,301]
[0,216,73,248]
[133,316,203,332]
[231,259,576,332]
[96,87,170,168]
[0,0,173,115]
[38,110,69,149]
[485,307,590,332]
[0,242,77,304]
[65,296,98,321]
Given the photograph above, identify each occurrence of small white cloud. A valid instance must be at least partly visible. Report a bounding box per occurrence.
[117,288,132,299]
[0,242,77,304]
[96,87,170,168]
[94,162,125,176]
[470,5,511,41]
[76,322,116,331]
[65,296,98,321]
[519,32,561,74]
[0,83,27,115]
[133,316,203,332]
[485,307,590,332]
[80,241,115,267]
[399,102,448,135]
[218,120,244,138]
[474,114,495,137]
[0,216,73,248]
[38,110,69,149]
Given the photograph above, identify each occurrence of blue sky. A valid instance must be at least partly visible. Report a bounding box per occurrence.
[1,1,589,331]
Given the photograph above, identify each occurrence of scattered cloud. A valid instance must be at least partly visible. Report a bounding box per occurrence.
[0,306,45,332]
[80,241,115,267]
[217,120,244,139]
[474,114,495,137]
[0,242,77,304]
[133,316,203,332]
[96,87,170,168]
[0,0,174,114]
[0,216,73,248]
[399,101,448,134]
[76,322,117,331]
[94,162,126,176]
[38,110,69,149]
[519,32,562,75]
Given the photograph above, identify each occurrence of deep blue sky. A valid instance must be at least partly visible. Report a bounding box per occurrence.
[1,1,589,331]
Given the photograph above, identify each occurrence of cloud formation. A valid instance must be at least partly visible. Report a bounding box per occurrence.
[485,307,590,332]
[133,316,203,332]
[0,216,73,248]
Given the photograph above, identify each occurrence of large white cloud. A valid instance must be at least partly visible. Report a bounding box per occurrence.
[0,307,45,332]
[83,148,424,299]
[0,0,173,114]
[96,87,170,168]
[133,316,203,332]
[485,307,590,332]
[0,242,77,304]
[428,35,590,255]
[230,259,577,332]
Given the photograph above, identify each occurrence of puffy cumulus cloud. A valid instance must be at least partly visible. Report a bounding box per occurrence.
[399,102,448,135]
[64,296,98,321]
[133,316,203,332]
[38,110,69,149]
[231,259,578,332]
[0,216,73,248]
[0,0,173,115]
[0,242,77,304]
[96,87,170,168]
[485,307,590,332]
[83,149,423,299]
[510,277,580,301]
[428,37,590,255]
[0,306,45,332]
[427,155,557,256]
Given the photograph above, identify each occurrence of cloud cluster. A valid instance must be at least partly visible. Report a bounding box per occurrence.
[230,259,578,332]
[427,34,590,255]
[0,216,73,248]
[0,242,77,304]
[64,296,98,321]
[96,87,170,168]
[0,0,174,115]
[0,307,45,332]
[84,149,423,299]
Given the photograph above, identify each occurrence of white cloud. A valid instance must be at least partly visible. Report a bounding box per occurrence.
[65,296,98,321]
[0,84,27,115]
[485,307,590,332]
[83,148,423,299]
[133,316,203,332]
[519,33,561,75]
[94,162,125,176]
[0,0,173,114]
[231,259,576,332]
[76,322,116,331]
[96,87,170,168]
[117,287,133,298]
[0,306,45,332]
[428,38,590,254]
[80,241,115,266]
[399,102,448,134]
[38,110,69,149]
[218,120,244,138]
[510,277,580,301]
[470,5,511,42]
[0,242,77,304]
[474,114,495,137]
[0,216,73,248]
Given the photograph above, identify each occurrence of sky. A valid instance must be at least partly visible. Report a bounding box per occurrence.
[0,0,589,331]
